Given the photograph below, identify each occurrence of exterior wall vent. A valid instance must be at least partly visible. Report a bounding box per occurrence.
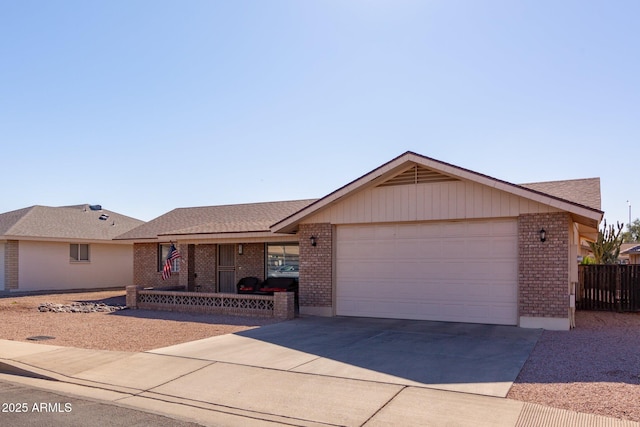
[377,165,458,187]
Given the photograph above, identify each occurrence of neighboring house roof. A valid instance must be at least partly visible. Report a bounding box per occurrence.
[0,205,144,241]
[519,178,601,211]
[271,151,603,233]
[621,244,640,255]
[115,199,317,240]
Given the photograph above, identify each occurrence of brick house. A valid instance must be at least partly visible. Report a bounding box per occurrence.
[117,152,602,330]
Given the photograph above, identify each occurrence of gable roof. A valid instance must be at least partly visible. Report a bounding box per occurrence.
[621,244,640,255]
[271,151,603,234]
[115,199,317,241]
[520,178,601,211]
[0,205,144,241]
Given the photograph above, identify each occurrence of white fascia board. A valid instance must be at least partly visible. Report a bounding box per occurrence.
[159,231,299,243]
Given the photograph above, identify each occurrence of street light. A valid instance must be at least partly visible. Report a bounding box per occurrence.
[628,200,632,228]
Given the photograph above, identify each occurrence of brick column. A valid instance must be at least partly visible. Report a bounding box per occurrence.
[5,240,19,291]
[194,244,217,292]
[133,243,160,286]
[126,285,143,308]
[518,212,570,330]
[177,243,189,289]
[299,223,333,316]
[274,291,295,320]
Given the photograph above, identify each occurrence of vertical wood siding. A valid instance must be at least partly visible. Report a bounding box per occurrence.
[302,181,560,225]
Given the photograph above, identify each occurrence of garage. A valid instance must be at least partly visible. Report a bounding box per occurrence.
[335,219,518,325]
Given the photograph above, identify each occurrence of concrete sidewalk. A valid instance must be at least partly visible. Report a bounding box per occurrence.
[0,338,637,427]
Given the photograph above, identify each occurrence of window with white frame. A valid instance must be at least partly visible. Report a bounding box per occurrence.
[158,244,180,272]
[70,244,90,262]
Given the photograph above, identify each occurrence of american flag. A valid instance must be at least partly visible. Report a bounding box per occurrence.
[162,243,181,280]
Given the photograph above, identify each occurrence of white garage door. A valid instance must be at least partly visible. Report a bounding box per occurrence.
[336,220,518,325]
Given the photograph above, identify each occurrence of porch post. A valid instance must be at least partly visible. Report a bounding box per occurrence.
[126,285,142,309]
[274,292,295,320]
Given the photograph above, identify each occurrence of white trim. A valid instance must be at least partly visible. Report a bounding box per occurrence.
[519,316,570,331]
[159,232,299,242]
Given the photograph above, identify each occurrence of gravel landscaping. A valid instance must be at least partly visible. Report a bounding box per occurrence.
[508,310,640,422]
[0,289,281,352]
[1,290,639,422]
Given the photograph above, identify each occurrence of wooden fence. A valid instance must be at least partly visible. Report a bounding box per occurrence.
[578,265,640,311]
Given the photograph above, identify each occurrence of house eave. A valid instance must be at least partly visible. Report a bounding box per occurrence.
[158,230,299,243]
[0,235,134,244]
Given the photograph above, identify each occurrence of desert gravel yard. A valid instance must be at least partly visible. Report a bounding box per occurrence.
[508,310,640,422]
[1,290,639,422]
[0,289,280,352]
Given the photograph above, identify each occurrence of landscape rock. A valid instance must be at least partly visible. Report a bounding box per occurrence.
[38,302,126,313]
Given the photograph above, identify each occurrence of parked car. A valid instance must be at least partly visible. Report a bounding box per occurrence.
[270,265,299,278]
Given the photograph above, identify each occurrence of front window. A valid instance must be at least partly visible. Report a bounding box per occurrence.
[158,244,180,272]
[266,243,299,279]
[70,244,90,262]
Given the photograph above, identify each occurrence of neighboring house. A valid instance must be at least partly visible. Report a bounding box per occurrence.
[0,204,144,292]
[118,151,603,330]
[621,244,640,264]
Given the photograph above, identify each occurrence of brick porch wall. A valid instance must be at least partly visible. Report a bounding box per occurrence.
[299,223,333,312]
[5,240,19,290]
[518,212,570,319]
[194,244,217,292]
[133,242,180,287]
[237,243,265,282]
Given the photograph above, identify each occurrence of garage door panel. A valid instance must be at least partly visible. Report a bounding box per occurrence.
[336,221,518,325]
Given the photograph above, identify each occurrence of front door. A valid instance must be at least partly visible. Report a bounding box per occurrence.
[218,244,236,293]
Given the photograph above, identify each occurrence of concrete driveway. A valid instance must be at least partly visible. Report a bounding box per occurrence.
[150,316,541,397]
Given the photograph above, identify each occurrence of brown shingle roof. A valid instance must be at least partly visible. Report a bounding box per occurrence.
[0,205,144,241]
[115,199,317,240]
[519,178,601,211]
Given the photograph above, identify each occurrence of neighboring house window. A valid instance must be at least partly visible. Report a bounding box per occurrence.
[266,243,299,279]
[158,244,180,273]
[70,244,90,262]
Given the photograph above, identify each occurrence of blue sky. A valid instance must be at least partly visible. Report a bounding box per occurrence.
[1,1,638,226]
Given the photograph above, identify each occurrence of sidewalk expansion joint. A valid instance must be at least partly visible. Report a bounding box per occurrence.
[358,385,407,427]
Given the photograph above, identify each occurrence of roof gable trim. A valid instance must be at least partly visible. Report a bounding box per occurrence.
[271,151,603,233]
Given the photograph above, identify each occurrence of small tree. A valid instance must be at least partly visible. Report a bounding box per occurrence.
[588,220,624,264]
[622,218,640,243]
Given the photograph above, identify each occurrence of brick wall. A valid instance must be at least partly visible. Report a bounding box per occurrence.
[237,243,265,282]
[179,244,194,290]
[5,240,18,290]
[299,223,333,308]
[518,212,570,318]
[194,244,217,292]
[133,242,180,287]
